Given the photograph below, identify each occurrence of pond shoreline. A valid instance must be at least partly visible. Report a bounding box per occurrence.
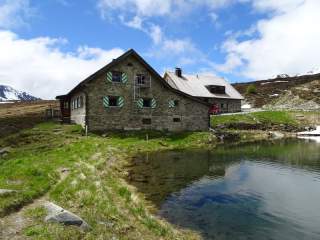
[124,134,320,240]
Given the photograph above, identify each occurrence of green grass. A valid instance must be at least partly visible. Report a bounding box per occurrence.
[1,122,209,240]
[211,111,298,128]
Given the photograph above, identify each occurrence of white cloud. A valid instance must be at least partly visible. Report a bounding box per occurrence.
[97,0,239,20]
[250,0,305,13]
[0,30,124,99]
[0,0,33,29]
[218,0,320,79]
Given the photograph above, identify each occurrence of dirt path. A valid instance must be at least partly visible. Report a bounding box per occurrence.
[0,168,70,239]
[0,197,47,240]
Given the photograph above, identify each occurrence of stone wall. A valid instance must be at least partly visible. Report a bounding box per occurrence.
[77,55,209,132]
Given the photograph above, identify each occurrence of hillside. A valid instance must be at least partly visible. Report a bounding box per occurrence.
[233,73,320,110]
[0,85,40,101]
[0,100,59,137]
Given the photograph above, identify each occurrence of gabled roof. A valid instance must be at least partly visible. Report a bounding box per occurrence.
[57,49,210,106]
[164,71,244,100]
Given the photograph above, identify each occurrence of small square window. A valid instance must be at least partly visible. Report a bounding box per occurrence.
[142,118,152,125]
[143,98,152,108]
[64,101,69,109]
[173,118,181,122]
[109,96,118,107]
[136,74,146,85]
[112,71,122,82]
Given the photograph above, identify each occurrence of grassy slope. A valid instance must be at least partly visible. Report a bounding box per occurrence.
[210,111,312,129]
[1,123,217,240]
[0,100,59,138]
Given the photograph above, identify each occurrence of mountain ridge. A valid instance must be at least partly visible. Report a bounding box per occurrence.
[0,85,40,101]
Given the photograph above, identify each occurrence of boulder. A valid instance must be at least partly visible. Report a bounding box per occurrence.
[0,147,10,156]
[268,131,285,139]
[44,202,90,231]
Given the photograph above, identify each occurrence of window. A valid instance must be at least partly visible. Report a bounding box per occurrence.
[77,97,80,108]
[142,118,152,125]
[173,100,179,106]
[207,85,226,94]
[109,96,118,107]
[136,74,146,85]
[80,96,84,107]
[112,71,122,82]
[143,98,152,108]
[64,101,69,109]
[173,118,181,122]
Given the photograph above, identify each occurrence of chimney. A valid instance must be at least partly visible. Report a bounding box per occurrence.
[175,67,182,77]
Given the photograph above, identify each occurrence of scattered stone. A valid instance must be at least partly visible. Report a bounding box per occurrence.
[0,189,17,196]
[60,168,70,173]
[0,147,11,156]
[44,202,91,231]
[268,131,285,139]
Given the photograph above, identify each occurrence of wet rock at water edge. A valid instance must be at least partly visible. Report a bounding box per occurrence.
[44,202,91,231]
[268,131,285,139]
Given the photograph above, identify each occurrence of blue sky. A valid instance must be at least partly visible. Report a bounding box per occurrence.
[0,0,319,98]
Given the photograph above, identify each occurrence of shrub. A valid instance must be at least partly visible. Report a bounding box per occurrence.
[246,84,257,94]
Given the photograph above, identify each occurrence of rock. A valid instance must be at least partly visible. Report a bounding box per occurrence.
[0,189,17,196]
[268,131,284,139]
[44,202,90,231]
[60,168,70,173]
[0,147,10,156]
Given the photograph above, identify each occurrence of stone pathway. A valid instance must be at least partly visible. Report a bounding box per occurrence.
[0,168,71,239]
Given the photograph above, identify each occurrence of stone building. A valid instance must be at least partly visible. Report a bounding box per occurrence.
[56,49,210,132]
[164,69,243,113]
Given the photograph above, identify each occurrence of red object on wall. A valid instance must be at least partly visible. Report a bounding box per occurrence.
[209,104,220,115]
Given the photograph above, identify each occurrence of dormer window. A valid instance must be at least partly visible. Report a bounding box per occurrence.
[207,85,226,94]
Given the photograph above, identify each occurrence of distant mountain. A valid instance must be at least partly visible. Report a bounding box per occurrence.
[233,72,320,110]
[0,85,40,101]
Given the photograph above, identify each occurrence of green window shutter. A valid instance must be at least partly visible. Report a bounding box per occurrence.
[106,71,113,83]
[103,96,109,108]
[169,100,175,108]
[137,98,143,109]
[121,72,128,84]
[117,96,124,107]
[151,98,157,109]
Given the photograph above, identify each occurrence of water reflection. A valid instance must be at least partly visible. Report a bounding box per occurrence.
[127,139,320,240]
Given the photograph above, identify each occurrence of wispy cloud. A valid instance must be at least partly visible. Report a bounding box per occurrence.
[0,0,34,29]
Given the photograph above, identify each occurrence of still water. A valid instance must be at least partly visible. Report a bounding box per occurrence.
[127,139,320,240]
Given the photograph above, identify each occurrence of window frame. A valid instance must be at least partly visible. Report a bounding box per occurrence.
[142,118,152,125]
[207,85,226,94]
[108,96,119,107]
[142,98,152,108]
[136,73,147,85]
[111,71,122,83]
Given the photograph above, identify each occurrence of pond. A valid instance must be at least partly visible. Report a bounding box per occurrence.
[127,139,320,240]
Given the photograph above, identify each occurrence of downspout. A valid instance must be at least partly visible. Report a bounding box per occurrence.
[84,90,89,133]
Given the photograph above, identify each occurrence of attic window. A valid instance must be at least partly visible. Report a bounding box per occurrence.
[207,85,226,94]
[136,74,146,85]
[111,71,122,82]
